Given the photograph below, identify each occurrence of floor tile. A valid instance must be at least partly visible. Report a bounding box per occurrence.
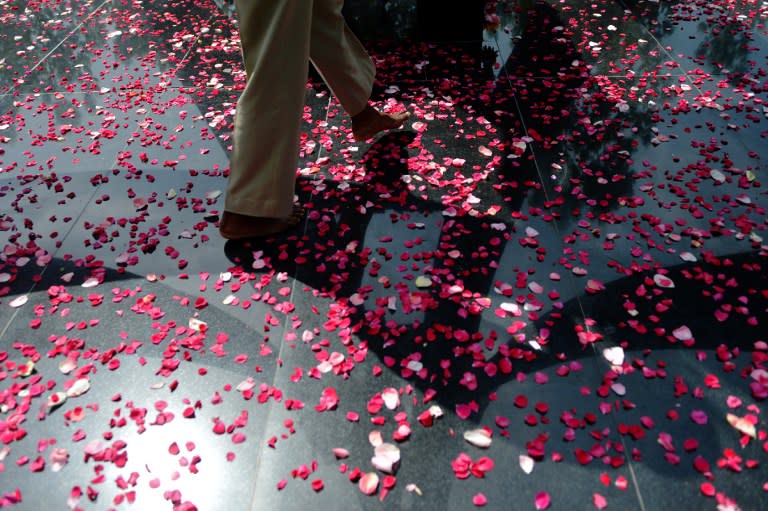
[576,249,767,509]
[1,1,767,510]
[0,268,281,510]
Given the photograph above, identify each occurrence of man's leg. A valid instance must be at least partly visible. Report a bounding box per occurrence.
[309,0,410,141]
[222,1,312,239]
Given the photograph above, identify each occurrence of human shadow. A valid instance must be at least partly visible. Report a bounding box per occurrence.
[223,130,536,403]
[214,0,604,412]
[222,131,766,498]
[221,1,765,486]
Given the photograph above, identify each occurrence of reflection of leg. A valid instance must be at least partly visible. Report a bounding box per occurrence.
[309,0,410,140]
[225,1,312,221]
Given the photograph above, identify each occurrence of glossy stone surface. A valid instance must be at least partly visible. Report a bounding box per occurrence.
[0,1,765,510]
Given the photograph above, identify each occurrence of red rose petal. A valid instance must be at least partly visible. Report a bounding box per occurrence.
[535,492,551,510]
[472,492,488,507]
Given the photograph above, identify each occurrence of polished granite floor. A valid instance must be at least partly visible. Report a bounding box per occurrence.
[0,0,766,510]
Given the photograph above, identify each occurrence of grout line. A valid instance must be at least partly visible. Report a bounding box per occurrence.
[497,9,652,510]
[244,91,332,511]
[624,444,649,511]
[268,91,333,380]
[152,11,298,508]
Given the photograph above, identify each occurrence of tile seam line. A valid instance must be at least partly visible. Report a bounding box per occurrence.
[245,91,334,511]
[505,72,643,511]
[164,11,284,509]
[502,16,650,511]
[492,31,643,506]
[494,23,614,427]
[502,69,595,324]
[8,0,112,95]
[265,91,332,391]
[488,20,598,341]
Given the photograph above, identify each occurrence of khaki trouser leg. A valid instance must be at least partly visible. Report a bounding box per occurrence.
[226,0,376,218]
[309,0,376,117]
[226,1,312,218]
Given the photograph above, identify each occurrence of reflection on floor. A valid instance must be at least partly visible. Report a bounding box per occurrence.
[0,0,766,510]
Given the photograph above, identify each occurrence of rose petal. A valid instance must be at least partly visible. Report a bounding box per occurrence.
[81,277,100,288]
[66,378,91,398]
[690,410,708,425]
[333,448,350,459]
[463,428,492,448]
[49,448,69,472]
[415,276,432,288]
[535,491,551,510]
[672,326,692,341]
[517,454,534,474]
[369,430,383,447]
[359,472,379,495]
[611,383,626,396]
[602,347,624,366]
[59,357,78,374]
[726,414,756,438]
[473,492,488,507]
[593,493,607,510]
[9,295,28,308]
[371,443,400,474]
[46,392,67,410]
[236,377,257,393]
[381,388,400,410]
[406,483,423,496]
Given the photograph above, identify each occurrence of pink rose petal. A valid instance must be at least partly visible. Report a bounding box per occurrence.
[602,347,624,366]
[593,493,607,510]
[9,295,28,308]
[535,491,551,510]
[359,472,379,495]
[369,430,383,447]
[672,326,692,341]
[472,492,488,507]
[381,388,399,410]
[690,410,708,425]
[371,443,400,474]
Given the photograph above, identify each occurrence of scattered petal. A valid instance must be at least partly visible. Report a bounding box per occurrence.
[519,455,534,474]
[652,274,675,289]
[463,428,492,448]
[535,492,551,510]
[381,388,400,410]
[473,492,488,507]
[359,472,379,495]
[726,414,756,438]
[66,378,91,398]
[371,443,400,474]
